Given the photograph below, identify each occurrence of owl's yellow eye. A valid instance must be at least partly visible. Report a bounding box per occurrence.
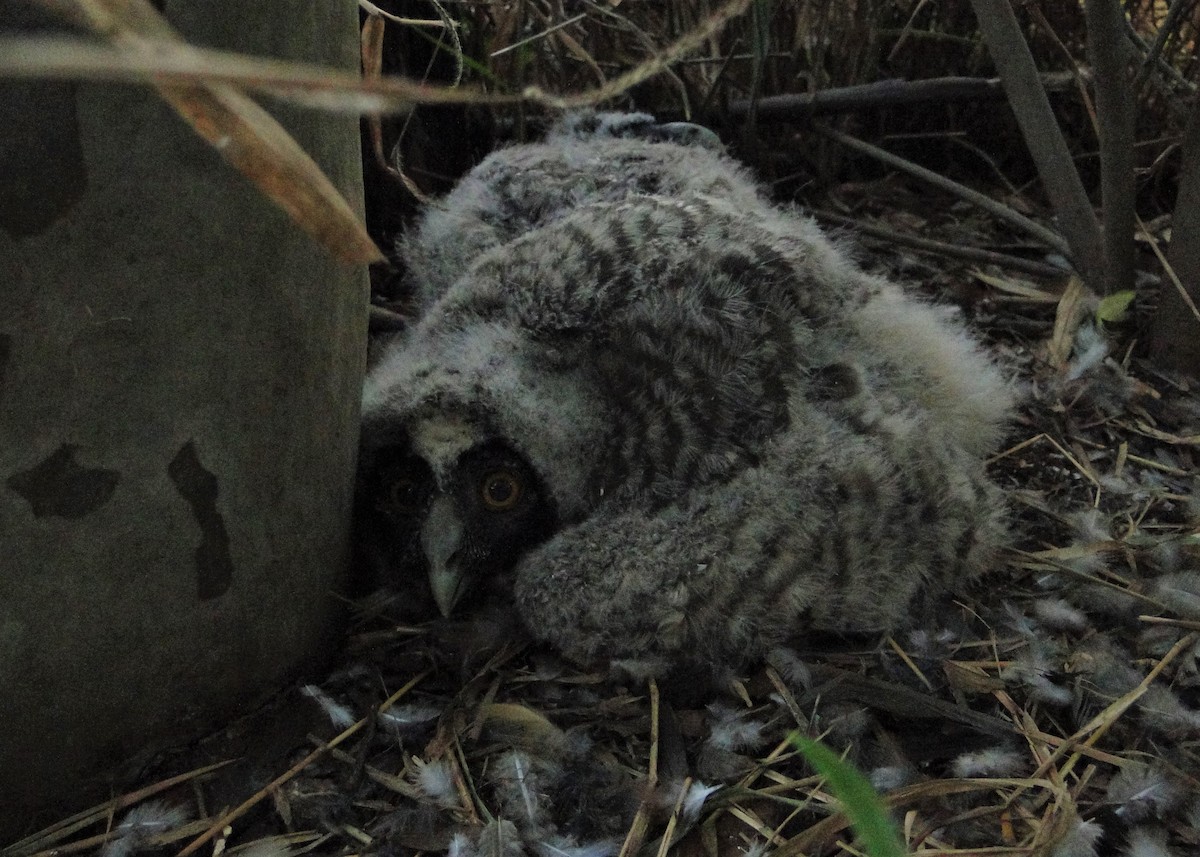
[481,470,522,511]
[389,477,423,513]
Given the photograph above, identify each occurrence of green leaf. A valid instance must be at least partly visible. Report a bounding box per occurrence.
[1096,289,1136,324]
[791,733,907,857]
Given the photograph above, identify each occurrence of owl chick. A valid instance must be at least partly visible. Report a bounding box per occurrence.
[360,115,1012,675]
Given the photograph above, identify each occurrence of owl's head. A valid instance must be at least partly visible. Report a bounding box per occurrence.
[358,419,557,616]
[359,322,604,616]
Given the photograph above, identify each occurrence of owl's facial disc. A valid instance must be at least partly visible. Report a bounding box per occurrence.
[365,438,558,618]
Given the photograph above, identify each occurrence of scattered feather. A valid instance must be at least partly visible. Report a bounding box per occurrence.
[1151,573,1200,620]
[737,843,771,857]
[477,819,526,857]
[1004,602,1041,639]
[1069,508,1112,545]
[951,747,1025,778]
[1137,624,1187,659]
[608,657,670,682]
[491,750,551,838]
[533,838,620,857]
[1137,685,1200,736]
[1050,818,1103,857]
[449,832,476,857]
[1027,672,1075,706]
[1106,763,1184,822]
[695,744,752,781]
[101,801,189,857]
[1123,827,1176,857]
[905,628,958,659]
[704,702,766,751]
[869,765,913,791]
[1097,471,1138,497]
[413,758,460,808]
[680,780,721,822]
[1144,540,1187,575]
[378,701,442,733]
[819,703,873,743]
[766,647,813,690]
[1032,598,1090,633]
[301,684,357,730]
[376,804,462,850]
[1067,580,1144,620]
[1005,643,1074,707]
[1065,323,1109,382]
[1076,638,1143,697]
[1187,797,1200,829]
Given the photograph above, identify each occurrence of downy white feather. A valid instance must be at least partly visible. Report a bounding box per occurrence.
[1106,763,1183,822]
[477,819,527,857]
[1123,827,1177,857]
[414,758,460,809]
[705,702,766,751]
[101,801,189,857]
[301,684,357,730]
[951,747,1025,778]
[491,750,552,838]
[1049,818,1102,857]
[1032,598,1090,633]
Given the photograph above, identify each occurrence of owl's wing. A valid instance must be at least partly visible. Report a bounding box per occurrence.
[846,282,1015,459]
[400,132,766,316]
[512,395,1007,676]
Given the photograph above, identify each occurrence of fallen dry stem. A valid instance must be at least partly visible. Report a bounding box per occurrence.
[2,761,234,857]
[175,670,430,857]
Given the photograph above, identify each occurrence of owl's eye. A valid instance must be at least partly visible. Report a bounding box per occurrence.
[480,470,522,511]
[389,477,425,513]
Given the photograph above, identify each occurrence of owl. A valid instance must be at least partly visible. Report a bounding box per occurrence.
[359,114,1012,676]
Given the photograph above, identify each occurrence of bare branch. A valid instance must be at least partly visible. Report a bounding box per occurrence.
[1150,96,1200,376]
[722,73,1082,120]
[967,0,1106,292]
[1086,0,1137,294]
[812,123,1071,257]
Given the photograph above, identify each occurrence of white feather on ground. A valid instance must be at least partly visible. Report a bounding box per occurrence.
[1123,827,1178,857]
[491,750,552,840]
[1106,763,1184,822]
[951,747,1026,778]
[1031,598,1090,633]
[704,702,766,751]
[378,701,442,733]
[1150,572,1200,620]
[100,802,189,857]
[413,758,460,809]
[300,684,357,730]
[1049,818,1102,857]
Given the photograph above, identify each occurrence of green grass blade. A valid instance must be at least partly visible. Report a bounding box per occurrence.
[790,733,907,857]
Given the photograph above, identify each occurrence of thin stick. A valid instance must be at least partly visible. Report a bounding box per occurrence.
[814,210,1068,279]
[176,671,429,857]
[812,123,1071,257]
[4,761,234,857]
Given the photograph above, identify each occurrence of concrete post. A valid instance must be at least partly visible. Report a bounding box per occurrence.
[0,1,367,834]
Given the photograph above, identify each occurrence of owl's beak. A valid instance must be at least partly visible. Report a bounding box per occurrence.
[422,496,467,617]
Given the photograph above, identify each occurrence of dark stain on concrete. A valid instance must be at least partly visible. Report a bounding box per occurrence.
[0,81,88,237]
[0,334,10,407]
[6,444,121,518]
[168,440,234,600]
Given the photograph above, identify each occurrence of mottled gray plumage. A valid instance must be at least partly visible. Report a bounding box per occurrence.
[400,114,758,314]
[360,114,1012,675]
